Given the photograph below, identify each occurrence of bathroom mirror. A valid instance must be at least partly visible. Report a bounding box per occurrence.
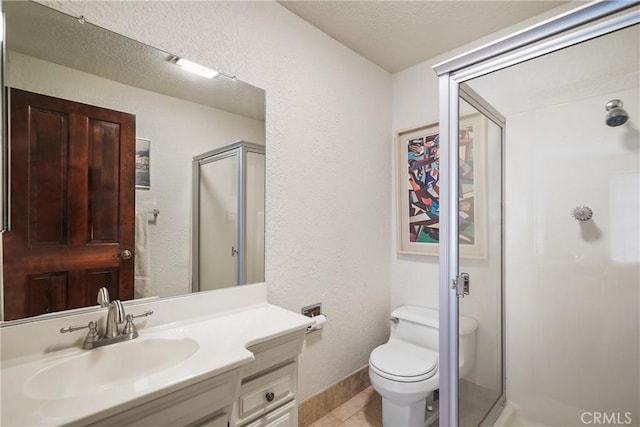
[1,1,266,321]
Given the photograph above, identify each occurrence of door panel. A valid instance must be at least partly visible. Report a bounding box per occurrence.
[28,107,69,246]
[26,272,68,317]
[88,118,122,243]
[3,89,136,320]
[457,90,505,426]
[85,268,119,306]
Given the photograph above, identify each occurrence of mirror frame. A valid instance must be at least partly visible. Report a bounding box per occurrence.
[1,4,7,232]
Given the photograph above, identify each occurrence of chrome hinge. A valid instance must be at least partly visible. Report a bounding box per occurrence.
[451,273,470,298]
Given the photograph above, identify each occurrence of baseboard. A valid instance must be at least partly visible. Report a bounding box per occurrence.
[298,365,371,426]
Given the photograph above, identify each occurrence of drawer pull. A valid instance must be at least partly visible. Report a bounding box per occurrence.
[265,392,275,402]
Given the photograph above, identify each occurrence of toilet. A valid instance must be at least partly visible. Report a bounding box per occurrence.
[369,305,478,427]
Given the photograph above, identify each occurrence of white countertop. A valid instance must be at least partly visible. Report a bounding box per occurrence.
[1,301,313,426]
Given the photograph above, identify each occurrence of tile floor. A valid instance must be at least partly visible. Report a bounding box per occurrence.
[307,386,382,427]
[306,382,499,426]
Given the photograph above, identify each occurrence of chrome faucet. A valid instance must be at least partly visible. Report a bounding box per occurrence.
[105,300,125,338]
[60,287,153,349]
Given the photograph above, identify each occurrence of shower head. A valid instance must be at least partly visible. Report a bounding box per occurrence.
[605,99,628,127]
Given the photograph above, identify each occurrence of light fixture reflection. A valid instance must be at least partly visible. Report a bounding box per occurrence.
[175,58,219,79]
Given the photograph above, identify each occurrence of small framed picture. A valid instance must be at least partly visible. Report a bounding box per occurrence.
[135,138,150,189]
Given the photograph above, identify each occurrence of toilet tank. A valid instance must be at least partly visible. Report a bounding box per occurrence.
[389,305,440,349]
[390,306,478,359]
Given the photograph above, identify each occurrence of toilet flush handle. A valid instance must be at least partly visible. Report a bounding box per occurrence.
[390,317,399,324]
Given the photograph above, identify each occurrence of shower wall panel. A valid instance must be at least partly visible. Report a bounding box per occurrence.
[504,87,639,425]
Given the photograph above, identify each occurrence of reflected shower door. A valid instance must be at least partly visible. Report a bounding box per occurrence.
[198,153,239,290]
[457,87,505,426]
[245,151,265,284]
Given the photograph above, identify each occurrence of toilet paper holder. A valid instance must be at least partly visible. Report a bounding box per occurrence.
[305,314,327,333]
[302,303,327,333]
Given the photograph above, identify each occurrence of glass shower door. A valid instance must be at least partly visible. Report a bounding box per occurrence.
[198,152,239,290]
[457,86,505,426]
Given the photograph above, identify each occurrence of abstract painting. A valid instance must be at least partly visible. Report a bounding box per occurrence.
[396,114,486,257]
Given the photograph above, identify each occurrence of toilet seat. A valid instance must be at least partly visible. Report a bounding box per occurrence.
[369,340,438,383]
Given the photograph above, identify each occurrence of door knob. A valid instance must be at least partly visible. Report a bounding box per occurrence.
[117,249,133,260]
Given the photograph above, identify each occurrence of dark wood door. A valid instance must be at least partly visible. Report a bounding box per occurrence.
[3,89,136,320]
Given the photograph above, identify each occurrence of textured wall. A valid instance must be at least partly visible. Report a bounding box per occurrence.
[41,0,392,400]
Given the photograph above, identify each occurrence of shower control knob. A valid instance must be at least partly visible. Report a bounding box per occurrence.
[572,206,593,222]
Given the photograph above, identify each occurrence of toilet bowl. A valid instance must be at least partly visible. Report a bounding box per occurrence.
[369,305,478,427]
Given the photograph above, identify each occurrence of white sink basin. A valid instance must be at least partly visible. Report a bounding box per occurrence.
[24,338,199,400]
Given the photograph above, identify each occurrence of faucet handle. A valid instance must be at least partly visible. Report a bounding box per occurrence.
[131,310,154,319]
[60,321,97,334]
[60,321,101,348]
[122,311,154,338]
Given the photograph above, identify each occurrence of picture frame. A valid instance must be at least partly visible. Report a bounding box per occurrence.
[135,138,151,190]
[396,114,487,258]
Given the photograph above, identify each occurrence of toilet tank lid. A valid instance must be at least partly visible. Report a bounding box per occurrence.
[391,305,478,335]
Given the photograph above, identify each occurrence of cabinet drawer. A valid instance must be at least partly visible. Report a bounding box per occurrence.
[238,362,296,422]
[243,400,296,427]
[193,411,229,427]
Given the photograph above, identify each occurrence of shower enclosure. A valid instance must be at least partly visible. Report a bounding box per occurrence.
[434,2,639,426]
[192,141,265,292]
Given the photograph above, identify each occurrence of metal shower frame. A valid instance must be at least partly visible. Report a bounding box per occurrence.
[432,1,640,425]
[192,140,265,292]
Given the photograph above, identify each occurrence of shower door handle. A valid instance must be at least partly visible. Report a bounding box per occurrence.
[452,273,470,298]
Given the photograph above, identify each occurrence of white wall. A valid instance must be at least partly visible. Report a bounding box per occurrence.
[390,58,440,311]
[8,51,265,299]
[40,0,392,401]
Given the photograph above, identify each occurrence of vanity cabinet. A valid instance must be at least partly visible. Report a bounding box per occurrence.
[232,331,305,427]
[88,330,305,427]
[0,293,312,427]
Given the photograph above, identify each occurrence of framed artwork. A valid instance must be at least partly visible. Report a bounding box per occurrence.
[396,114,487,258]
[135,138,151,189]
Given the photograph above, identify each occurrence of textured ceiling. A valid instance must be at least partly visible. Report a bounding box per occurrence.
[278,1,569,73]
[5,1,265,121]
[6,0,571,114]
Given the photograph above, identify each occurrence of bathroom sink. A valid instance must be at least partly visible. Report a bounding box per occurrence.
[24,338,199,400]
